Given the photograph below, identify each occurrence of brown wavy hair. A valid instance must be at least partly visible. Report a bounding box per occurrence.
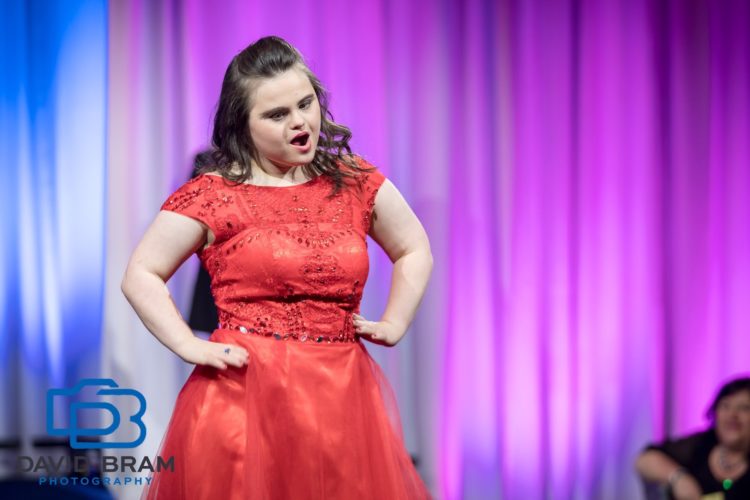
[195,36,373,197]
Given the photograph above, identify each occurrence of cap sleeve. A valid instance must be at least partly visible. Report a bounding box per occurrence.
[353,156,387,234]
[160,175,216,231]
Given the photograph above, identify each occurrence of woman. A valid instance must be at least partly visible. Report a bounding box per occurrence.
[121,36,433,499]
[635,377,750,499]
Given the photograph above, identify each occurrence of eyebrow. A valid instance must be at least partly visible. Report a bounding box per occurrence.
[260,94,315,117]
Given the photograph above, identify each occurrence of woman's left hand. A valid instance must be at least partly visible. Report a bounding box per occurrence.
[352,313,402,347]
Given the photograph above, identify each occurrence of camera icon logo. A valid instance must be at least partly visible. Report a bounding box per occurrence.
[46,378,147,449]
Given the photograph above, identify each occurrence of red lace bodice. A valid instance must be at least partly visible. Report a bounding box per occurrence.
[161,157,386,344]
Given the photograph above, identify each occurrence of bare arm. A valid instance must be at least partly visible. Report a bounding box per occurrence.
[635,450,702,500]
[121,211,248,369]
[353,179,433,347]
[635,449,684,484]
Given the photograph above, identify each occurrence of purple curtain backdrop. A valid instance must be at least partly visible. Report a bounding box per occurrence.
[103,0,750,498]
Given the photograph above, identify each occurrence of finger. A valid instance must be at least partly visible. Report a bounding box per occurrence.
[210,359,228,370]
[223,355,244,368]
[355,319,374,333]
[360,332,380,343]
[217,344,250,359]
[225,351,248,368]
[219,345,249,364]
[356,324,379,340]
[233,349,249,363]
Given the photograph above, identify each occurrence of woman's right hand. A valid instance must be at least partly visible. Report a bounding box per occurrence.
[174,336,249,370]
[671,472,703,500]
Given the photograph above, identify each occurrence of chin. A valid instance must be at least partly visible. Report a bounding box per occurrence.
[290,157,313,167]
[272,157,309,168]
[719,432,748,447]
[296,152,317,165]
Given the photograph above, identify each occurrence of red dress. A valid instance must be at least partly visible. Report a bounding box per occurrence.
[143,157,431,499]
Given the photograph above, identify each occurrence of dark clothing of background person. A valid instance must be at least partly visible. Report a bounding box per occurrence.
[646,430,750,499]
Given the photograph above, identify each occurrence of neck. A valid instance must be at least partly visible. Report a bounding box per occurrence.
[717,445,748,474]
[251,161,306,182]
[720,443,749,457]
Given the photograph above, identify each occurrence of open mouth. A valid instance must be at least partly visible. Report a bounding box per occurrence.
[291,133,310,146]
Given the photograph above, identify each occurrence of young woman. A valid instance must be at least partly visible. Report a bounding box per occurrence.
[121,36,433,499]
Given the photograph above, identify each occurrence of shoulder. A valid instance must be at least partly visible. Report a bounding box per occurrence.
[338,154,386,194]
[159,174,232,237]
[646,429,715,465]
[161,174,224,212]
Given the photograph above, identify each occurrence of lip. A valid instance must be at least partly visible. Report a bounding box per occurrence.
[722,423,742,430]
[290,132,312,153]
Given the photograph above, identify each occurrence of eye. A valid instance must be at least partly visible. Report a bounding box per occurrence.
[300,99,313,110]
[270,112,286,121]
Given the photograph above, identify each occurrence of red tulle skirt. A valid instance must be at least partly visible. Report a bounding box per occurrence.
[142,329,431,499]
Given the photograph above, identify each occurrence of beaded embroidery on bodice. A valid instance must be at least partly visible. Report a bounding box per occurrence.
[161,157,385,344]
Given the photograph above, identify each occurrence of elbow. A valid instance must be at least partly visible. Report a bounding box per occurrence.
[634,450,652,477]
[422,232,434,268]
[120,266,134,300]
[120,261,143,300]
[633,454,644,475]
[424,250,434,277]
[392,239,434,270]
[399,247,433,270]
[121,262,168,300]
[414,245,434,274]
[422,242,434,272]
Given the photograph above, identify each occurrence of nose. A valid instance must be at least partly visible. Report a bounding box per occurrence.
[289,109,305,129]
[724,408,743,422]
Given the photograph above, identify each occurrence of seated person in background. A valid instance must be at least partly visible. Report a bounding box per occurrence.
[635,377,750,500]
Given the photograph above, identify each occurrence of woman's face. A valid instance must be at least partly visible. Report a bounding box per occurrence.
[715,390,750,450]
[248,66,321,171]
